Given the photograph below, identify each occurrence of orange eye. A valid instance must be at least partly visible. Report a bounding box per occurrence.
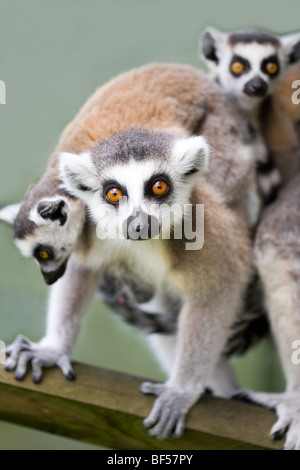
[152,180,168,197]
[231,61,244,74]
[266,62,278,75]
[39,250,49,260]
[106,187,123,204]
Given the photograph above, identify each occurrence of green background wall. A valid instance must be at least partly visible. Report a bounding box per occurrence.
[0,0,297,449]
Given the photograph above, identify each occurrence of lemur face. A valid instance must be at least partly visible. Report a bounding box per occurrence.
[200,28,300,110]
[0,195,85,284]
[59,129,209,242]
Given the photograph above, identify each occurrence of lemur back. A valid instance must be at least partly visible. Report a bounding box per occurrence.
[0,63,259,283]
[261,63,300,185]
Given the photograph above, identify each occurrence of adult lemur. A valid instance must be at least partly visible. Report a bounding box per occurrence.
[200,28,300,449]
[0,63,256,438]
[240,63,300,451]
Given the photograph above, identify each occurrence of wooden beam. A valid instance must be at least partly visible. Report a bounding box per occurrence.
[0,363,282,450]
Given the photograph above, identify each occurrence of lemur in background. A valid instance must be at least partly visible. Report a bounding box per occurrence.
[0,63,256,438]
[227,46,300,451]
[199,27,300,205]
[199,28,300,449]
[237,174,300,450]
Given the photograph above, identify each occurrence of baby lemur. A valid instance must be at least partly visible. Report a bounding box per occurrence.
[199,27,300,205]
[0,63,256,438]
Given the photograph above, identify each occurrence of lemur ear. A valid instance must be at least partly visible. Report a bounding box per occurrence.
[199,27,226,68]
[0,203,21,225]
[172,136,210,176]
[36,199,68,226]
[281,32,300,64]
[59,151,99,196]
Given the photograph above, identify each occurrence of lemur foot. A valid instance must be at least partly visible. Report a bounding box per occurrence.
[140,381,198,439]
[233,389,300,450]
[4,334,74,383]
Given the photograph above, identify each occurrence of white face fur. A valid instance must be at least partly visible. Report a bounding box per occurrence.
[59,132,209,243]
[200,27,300,111]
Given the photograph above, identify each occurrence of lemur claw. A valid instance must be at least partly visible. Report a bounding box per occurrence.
[141,380,197,439]
[4,334,74,383]
[232,388,300,450]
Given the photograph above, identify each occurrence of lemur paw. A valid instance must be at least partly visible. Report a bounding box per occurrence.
[232,389,300,450]
[4,334,74,383]
[140,381,198,439]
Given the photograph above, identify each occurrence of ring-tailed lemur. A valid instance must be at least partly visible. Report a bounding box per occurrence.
[199,28,300,449]
[0,63,256,438]
[58,127,253,438]
[0,62,259,284]
[234,174,300,450]
[199,27,300,205]
[230,56,300,451]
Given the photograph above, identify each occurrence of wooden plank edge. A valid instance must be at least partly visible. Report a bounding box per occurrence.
[0,363,282,450]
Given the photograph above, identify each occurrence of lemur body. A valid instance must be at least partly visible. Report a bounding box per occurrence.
[235,65,300,449]
[59,127,252,436]
[199,28,300,205]
[199,29,300,449]
[236,175,300,450]
[0,63,256,437]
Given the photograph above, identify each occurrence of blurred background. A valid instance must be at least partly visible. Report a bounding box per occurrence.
[0,0,298,449]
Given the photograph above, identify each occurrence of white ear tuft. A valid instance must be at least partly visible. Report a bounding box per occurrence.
[172,136,210,176]
[59,151,99,196]
[0,203,21,225]
[281,32,300,64]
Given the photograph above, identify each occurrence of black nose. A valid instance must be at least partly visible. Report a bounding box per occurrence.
[41,259,68,285]
[124,211,160,240]
[243,77,268,97]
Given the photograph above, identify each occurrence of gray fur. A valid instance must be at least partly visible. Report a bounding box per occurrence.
[13,174,68,239]
[228,30,280,47]
[90,129,174,171]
